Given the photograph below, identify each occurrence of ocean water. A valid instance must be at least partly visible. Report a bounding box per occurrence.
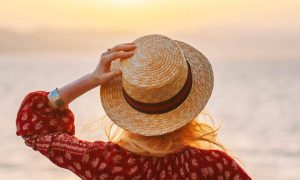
[0,53,299,180]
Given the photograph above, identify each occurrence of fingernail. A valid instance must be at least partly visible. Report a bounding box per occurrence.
[116,70,121,75]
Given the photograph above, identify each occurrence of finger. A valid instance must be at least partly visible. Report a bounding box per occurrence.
[102,70,122,82]
[110,44,136,52]
[103,51,134,64]
[101,51,110,57]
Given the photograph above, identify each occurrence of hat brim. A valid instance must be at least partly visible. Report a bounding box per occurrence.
[100,40,214,136]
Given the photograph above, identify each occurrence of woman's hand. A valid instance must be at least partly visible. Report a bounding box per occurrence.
[56,43,136,107]
[91,42,136,85]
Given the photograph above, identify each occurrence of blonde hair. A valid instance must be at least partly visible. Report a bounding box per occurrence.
[81,111,227,157]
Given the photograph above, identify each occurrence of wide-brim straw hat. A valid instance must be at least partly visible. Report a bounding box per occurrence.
[100,34,213,136]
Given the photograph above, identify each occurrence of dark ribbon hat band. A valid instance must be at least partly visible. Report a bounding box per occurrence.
[122,60,193,114]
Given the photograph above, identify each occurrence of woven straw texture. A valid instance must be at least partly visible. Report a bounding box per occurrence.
[100,34,214,136]
[121,35,188,103]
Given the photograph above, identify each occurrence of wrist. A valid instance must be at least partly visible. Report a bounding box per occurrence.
[47,88,68,111]
[88,73,101,87]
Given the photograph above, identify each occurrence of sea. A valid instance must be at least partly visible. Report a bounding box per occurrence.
[0,52,299,180]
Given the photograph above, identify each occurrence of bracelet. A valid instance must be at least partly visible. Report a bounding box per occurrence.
[47,88,66,109]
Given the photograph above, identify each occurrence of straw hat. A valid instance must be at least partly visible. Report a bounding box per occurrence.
[100,34,213,136]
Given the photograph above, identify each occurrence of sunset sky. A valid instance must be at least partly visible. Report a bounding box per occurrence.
[1,0,299,33]
[0,0,299,60]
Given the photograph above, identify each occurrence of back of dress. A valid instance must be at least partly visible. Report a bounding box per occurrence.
[16,91,251,179]
[91,142,252,180]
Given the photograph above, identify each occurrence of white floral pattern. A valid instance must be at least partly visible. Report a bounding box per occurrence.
[34,121,43,130]
[65,152,72,160]
[128,165,138,175]
[56,156,64,164]
[112,166,123,174]
[21,113,28,121]
[81,153,90,163]
[146,169,152,179]
[190,172,197,180]
[167,164,172,175]
[113,154,122,164]
[74,161,81,170]
[85,170,92,178]
[211,151,220,158]
[99,173,108,180]
[234,174,241,180]
[49,119,58,126]
[16,91,252,180]
[225,170,231,179]
[31,114,37,122]
[143,161,149,172]
[128,157,136,165]
[91,157,100,168]
[191,158,199,167]
[217,162,224,172]
[99,162,107,170]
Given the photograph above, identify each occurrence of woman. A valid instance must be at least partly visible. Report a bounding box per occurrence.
[16,35,252,179]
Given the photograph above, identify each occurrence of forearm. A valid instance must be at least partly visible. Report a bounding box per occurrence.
[52,43,135,108]
[57,73,99,106]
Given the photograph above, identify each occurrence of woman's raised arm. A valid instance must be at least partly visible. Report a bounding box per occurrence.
[15,42,136,179]
[57,42,136,107]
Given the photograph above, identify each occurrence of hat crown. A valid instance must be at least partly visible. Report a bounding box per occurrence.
[120,34,188,103]
[100,34,214,136]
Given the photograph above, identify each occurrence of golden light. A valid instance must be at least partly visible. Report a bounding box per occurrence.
[111,0,143,6]
[103,0,146,7]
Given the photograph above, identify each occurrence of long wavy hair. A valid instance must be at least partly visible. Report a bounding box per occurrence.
[81,110,227,157]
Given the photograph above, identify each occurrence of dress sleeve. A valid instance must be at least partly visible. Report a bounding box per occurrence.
[15,91,110,179]
[212,150,252,180]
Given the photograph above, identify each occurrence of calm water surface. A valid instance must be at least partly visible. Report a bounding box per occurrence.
[0,53,299,179]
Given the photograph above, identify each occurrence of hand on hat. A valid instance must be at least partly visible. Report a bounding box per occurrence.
[91,42,136,85]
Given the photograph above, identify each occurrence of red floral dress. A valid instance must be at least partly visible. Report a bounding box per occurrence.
[16,91,252,180]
